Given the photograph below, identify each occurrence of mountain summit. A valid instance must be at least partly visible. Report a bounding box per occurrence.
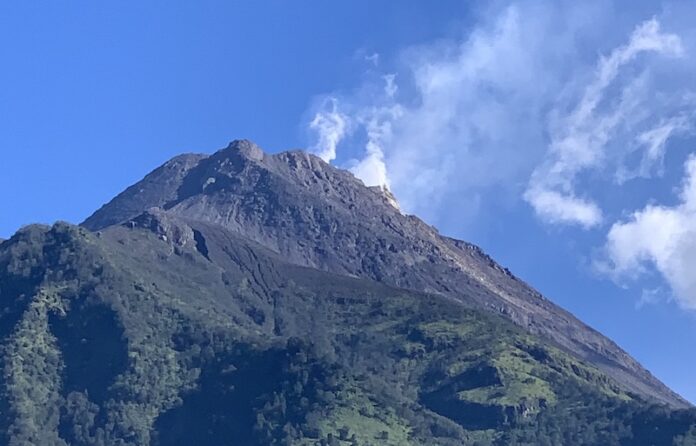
[84,140,685,408]
[1,140,694,445]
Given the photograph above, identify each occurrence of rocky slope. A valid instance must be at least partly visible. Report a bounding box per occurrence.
[83,140,687,408]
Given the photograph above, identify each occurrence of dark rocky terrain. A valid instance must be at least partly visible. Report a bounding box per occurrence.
[0,140,694,445]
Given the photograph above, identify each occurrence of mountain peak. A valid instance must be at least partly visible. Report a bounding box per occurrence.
[221,139,265,162]
[80,140,688,408]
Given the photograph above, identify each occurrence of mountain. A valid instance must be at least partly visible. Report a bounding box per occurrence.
[0,140,694,445]
[84,140,685,408]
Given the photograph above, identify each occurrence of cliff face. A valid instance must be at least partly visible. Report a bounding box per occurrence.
[83,140,687,408]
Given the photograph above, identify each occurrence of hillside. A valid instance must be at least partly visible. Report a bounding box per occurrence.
[1,217,695,445]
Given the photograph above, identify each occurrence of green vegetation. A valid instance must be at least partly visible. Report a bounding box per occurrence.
[0,222,694,445]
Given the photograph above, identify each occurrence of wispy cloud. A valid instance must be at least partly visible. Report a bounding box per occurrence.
[383,74,397,98]
[306,76,402,188]
[617,115,692,183]
[525,18,684,227]
[636,287,669,309]
[347,102,402,188]
[308,97,350,163]
[345,75,404,188]
[309,4,569,216]
[364,52,380,67]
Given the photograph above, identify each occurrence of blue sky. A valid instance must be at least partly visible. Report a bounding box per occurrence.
[1,1,695,403]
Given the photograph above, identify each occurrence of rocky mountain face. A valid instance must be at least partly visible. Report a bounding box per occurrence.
[84,140,686,408]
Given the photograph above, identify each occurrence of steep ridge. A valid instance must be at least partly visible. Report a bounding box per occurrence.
[83,140,687,408]
[2,217,695,445]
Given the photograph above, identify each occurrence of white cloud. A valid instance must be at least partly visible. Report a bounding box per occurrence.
[383,74,398,98]
[349,150,389,188]
[616,115,692,183]
[348,102,403,188]
[307,75,403,189]
[603,155,696,310]
[308,97,350,163]
[306,5,562,216]
[523,188,603,228]
[636,287,668,309]
[525,18,684,227]
[637,118,688,170]
[572,19,682,128]
[345,75,403,189]
[365,52,380,66]
[369,4,567,216]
